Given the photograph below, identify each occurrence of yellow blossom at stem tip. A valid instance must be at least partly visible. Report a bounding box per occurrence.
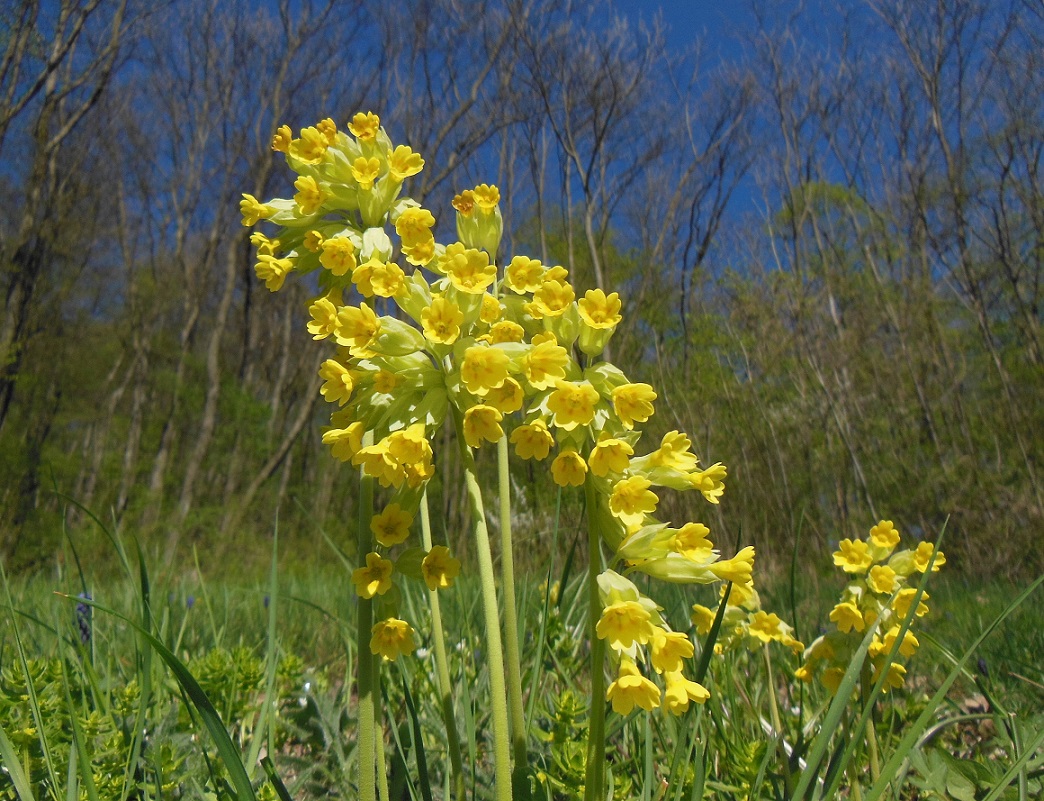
[422,546,461,591]
[370,618,416,661]
[371,503,414,547]
[606,661,660,715]
[352,552,394,599]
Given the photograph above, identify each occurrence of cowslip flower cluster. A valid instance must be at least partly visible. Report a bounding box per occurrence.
[241,112,757,704]
[690,582,803,656]
[796,520,945,693]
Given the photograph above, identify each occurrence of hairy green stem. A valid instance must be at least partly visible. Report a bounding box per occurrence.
[497,436,528,772]
[454,412,513,801]
[762,646,782,736]
[583,476,606,801]
[356,432,377,801]
[375,683,389,801]
[419,490,466,800]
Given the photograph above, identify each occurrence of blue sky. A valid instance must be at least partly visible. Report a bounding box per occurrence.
[620,1,759,61]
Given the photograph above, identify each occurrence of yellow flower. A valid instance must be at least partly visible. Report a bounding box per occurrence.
[822,667,847,694]
[609,476,658,528]
[270,124,292,152]
[689,462,727,503]
[612,383,656,429]
[867,565,897,594]
[670,523,713,562]
[892,588,929,619]
[489,321,525,344]
[251,230,279,255]
[871,659,906,692]
[308,295,340,340]
[364,258,406,298]
[316,117,338,145]
[588,437,633,477]
[371,503,414,546]
[662,671,709,714]
[596,601,655,650]
[510,420,555,460]
[690,604,716,634]
[881,626,919,658]
[710,546,755,585]
[319,359,354,405]
[240,193,274,226]
[414,296,459,346]
[352,156,382,191]
[485,377,523,414]
[451,189,475,216]
[349,112,380,141]
[388,145,424,181]
[480,293,502,324]
[606,661,660,715]
[912,542,945,573]
[387,424,433,465]
[254,255,293,292]
[335,302,380,353]
[829,601,865,634]
[795,664,814,683]
[373,370,400,394]
[869,519,901,550]
[422,545,461,591]
[522,341,569,390]
[505,256,544,293]
[578,289,622,328]
[527,279,574,318]
[551,449,587,486]
[352,552,394,599]
[370,617,416,661]
[395,206,436,265]
[650,431,699,471]
[353,442,406,488]
[748,611,784,644]
[294,175,328,215]
[287,126,329,164]
[461,345,510,396]
[650,628,694,673]
[322,421,364,462]
[473,183,500,211]
[463,404,503,448]
[319,237,357,277]
[439,243,497,294]
[303,230,325,252]
[833,539,873,573]
[547,380,599,429]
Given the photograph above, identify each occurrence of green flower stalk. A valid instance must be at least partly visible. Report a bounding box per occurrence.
[498,434,527,773]
[419,491,465,800]
[355,430,377,801]
[455,410,513,801]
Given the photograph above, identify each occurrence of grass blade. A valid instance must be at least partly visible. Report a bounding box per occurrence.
[59,594,257,801]
[693,582,732,685]
[261,757,294,801]
[0,721,37,801]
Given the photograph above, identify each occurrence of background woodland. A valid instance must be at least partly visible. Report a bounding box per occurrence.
[1,0,1041,578]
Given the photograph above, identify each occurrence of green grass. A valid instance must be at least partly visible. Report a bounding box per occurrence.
[2,534,1042,801]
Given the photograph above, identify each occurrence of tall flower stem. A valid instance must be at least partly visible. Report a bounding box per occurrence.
[454,412,513,801]
[497,435,528,773]
[356,433,377,801]
[583,476,606,801]
[419,490,466,800]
